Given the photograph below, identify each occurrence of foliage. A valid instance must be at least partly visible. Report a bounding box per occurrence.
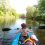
[19,14,26,19]
[35,15,45,22]
[36,0,45,23]
[0,16,16,28]
[0,0,19,29]
[38,0,45,14]
[26,0,45,26]
[26,6,39,27]
[35,1,45,45]
[26,6,34,18]
[26,0,45,45]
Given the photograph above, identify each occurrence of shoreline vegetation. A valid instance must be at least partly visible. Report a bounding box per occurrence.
[0,15,16,30]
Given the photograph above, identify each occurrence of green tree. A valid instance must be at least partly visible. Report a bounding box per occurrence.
[26,6,39,27]
[19,14,26,19]
[36,0,45,24]
[38,0,45,14]
[0,0,18,29]
[35,0,45,45]
[0,0,9,15]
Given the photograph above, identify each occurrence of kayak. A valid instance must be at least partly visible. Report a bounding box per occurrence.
[11,32,33,45]
[12,32,21,45]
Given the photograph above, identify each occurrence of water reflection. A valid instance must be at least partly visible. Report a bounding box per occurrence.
[0,18,26,45]
[10,18,26,29]
[0,18,26,39]
[7,18,26,39]
[0,16,16,29]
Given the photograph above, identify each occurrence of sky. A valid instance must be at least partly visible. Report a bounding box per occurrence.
[9,0,38,14]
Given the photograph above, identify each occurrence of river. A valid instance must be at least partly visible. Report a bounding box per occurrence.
[0,18,26,45]
[8,18,26,38]
[0,18,39,45]
[10,18,26,29]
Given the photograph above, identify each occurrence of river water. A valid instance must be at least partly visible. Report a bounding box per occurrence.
[10,18,26,29]
[0,18,39,45]
[8,18,26,38]
[0,18,26,45]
